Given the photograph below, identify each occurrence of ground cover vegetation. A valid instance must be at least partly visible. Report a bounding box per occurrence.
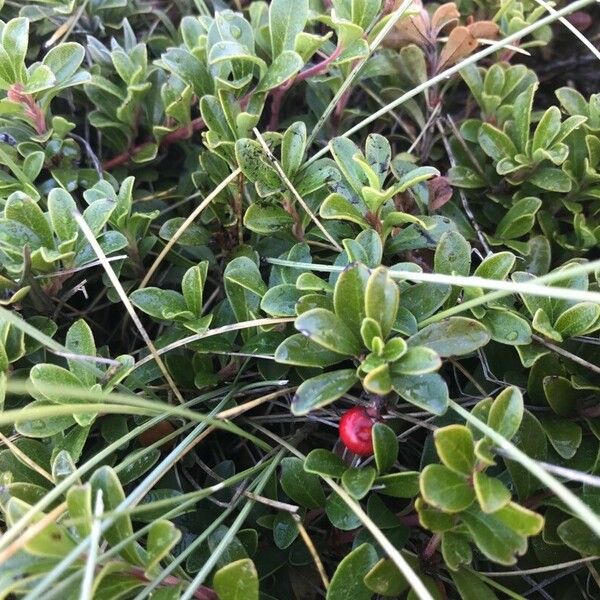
[0,0,599,598]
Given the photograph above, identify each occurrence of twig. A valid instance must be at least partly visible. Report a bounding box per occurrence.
[532,334,600,376]
[102,116,205,170]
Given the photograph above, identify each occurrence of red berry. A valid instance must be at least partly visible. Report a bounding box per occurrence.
[339,406,376,456]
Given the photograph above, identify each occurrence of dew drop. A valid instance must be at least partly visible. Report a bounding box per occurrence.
[506,331,518,341]
[231,25,242,39]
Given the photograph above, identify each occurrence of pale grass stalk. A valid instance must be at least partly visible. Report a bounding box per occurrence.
[481,556,600,577]
[295,515,330,589]
[532,0,600,61]
[0,431,53,483]
[253,128,343,251]
[133,317,295,369]
[451,400,600,537]
[216,387,296,420]
[139,169,241,289]
[306,0,416,146]
[80,490,103,600]
[307,0,596,164]
[266,257,600,306]
[73,212,185,404]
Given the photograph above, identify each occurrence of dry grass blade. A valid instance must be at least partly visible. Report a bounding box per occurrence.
[294,514,330,590]
[80,490,104,600]
[73,211,185,404]
[133,317,294,369]
[253,128,343,251]
[533,0,600,61]
[139,169,241,289]
[0,431,53,483]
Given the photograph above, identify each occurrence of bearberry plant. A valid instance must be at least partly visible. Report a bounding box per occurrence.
[0,1,599,599]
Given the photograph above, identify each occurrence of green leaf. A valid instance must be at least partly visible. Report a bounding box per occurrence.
[391,373,449,415]
[43,43,85,84]
[442,533,472,572]
[282,121,306,178]
[330,137,369,196]
[129,288,191,321]
[158,217,209,247]
[213,559,259,600]
[532,106,561,152]
[495,197,542,240]
[554,302,600,337]
[391,346,441,376]
[89,466,145,566]
[244,203,294,234]
[3,18,28,80]
[6,498,76,558]
[434,231,471,276]
[269,0,309,57]
[273,511,299,549]
[473,472,511,513]
[304,449,347,478]
[15,401,76,437]
[326,493,361,530]
[274,333,343,368]
[478,123,517,161]
[235,139,281,194]
[327,543,378,600]
[261,284,305,317]
[461,506,527,565]
[408,317,490,357]
[434,425,475,476]
[145,520,181,577]
[334,262,370,338]
[66,484,92,539]
[291,369,358,415]
[256,50,303,92]
[280,457,326,508]
[450,568,498,600]
[373,423,398,474]
[557,518,600,555]
[65,319,96,387]
[5,194,53,249]
[48,188,77,242]
[320,192,368,227]
[539,417,582,459]
[512,83,537,153]
[364,557,410,597]
[529,167,572,193]
[365,267,399,338]
[420,464,475,513]
[375,472,420,498]
[295,308,360,355]
[182,262,208,317]
[481,309,532,346]
[487,386,523,441]
[342,467,376,500]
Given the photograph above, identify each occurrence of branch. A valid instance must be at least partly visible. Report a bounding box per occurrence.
[102,116,205,171]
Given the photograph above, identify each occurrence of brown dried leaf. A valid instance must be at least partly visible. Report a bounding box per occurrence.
[428,176,453,211]
[467,20,500,40]
[431,3,460,35]
[384,15,430,48]
[437,26,478,71]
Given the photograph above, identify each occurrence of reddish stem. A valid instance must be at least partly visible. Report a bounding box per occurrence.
[268,45,342,131]
[7,84,46,135]
[102,116,205,170]
[128,566,217,600]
